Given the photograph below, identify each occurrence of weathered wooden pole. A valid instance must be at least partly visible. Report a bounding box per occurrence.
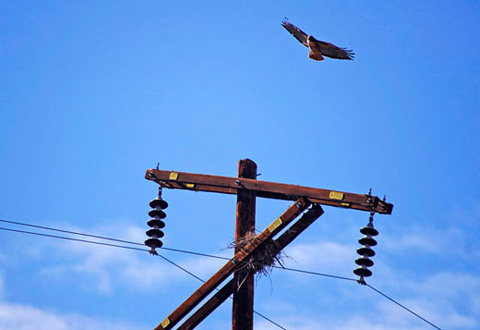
[233,159,257,330]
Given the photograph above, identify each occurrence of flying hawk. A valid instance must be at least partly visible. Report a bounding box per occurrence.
[281,19,354,61]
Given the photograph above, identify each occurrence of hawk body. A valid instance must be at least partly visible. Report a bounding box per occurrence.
[282,19,354,61]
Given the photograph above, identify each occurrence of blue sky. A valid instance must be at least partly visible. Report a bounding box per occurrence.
[1,1,479,329]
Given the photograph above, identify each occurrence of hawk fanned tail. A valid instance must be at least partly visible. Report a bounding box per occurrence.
[308,50,324,61]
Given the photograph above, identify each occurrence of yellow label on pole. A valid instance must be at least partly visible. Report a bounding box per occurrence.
[268,217,283,232]
[329,191,344,200]
[169,172,179,180]
[160,318,170,328]
[341,202,350,207]
[185,183,195,189]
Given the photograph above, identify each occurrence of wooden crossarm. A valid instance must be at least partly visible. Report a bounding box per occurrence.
[145,169,393,214]
[177,279,235,330]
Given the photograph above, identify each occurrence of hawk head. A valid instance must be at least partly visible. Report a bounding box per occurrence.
[306,35,317,47]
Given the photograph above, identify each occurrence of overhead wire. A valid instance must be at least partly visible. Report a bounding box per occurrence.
[0,219,228,260]
[0,221,284,329]
[0,218,441,329]
[279,266,358,282]
[366,284,441,330]
[0,226,147,253]
[0,220,363,282]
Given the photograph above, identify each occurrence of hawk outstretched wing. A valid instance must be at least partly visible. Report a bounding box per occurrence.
[281,19,308,47]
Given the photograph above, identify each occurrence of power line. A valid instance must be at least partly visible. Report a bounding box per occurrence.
[279,266,358,282]
[0,219,441,329]
[0,220,371,282]
[160,246,230,261]
[273,266,441,329]
[0,218,146,246]
[0,219,361,282]
[157,245,444,329]
[0,219,228,260]
[366,284,441,330]
[0,226,147,253]
[0,223,284,329]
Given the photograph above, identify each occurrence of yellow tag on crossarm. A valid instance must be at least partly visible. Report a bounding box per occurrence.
[268,217,283,233]
[160,318,170,328]
[169,172,179,180]
[329,191,344,200]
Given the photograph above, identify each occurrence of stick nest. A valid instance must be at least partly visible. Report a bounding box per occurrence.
[228,232,287,289]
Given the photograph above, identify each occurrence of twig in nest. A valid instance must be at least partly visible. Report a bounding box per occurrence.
[228,233,287,290]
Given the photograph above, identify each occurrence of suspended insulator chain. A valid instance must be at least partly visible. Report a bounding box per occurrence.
[145,187,168,255]
[354,210,379,285]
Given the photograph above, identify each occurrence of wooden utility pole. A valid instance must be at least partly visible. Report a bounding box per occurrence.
[145,160,393,329]
[233,159,257,330]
